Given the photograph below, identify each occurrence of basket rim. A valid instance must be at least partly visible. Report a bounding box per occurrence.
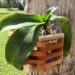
[39,33,64,42]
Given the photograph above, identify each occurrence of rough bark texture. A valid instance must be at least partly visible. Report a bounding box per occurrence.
[24,0,75,75]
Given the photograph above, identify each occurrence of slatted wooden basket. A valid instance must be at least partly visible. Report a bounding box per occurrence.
[24,33,64,72]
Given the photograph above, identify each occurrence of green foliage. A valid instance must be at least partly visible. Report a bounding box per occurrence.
[49,15,72,56]
[43,7,58,21]
[0,7,72,70]
[0,13,43,31]
[0,31,25,75]
[57,16,72,56]
[1,22,45,31]
[6,26,42,69]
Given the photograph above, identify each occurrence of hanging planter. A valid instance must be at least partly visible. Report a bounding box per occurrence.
[0,7,72,71]
[24,33,64,72]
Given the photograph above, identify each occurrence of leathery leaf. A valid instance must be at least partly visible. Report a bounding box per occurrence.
[43,7,58,21]
[5,25,42,69]
[58,16,72,56]
[49,15,72,56]
[0,13,43,31]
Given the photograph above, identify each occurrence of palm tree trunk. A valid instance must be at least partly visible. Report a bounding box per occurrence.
[24,0,75,75]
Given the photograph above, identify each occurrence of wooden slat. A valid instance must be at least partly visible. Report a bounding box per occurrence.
[45,58,62,67]
[31,50,46,57]
[38,58,62,72]
[37,46,47,52]
[39,33,64,42]
[36,42,46,47]
[46,43,63,51]
[25,59,45,65]
[47,50,62,59]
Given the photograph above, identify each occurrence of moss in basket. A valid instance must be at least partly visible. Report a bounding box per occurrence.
[0,7,72,70]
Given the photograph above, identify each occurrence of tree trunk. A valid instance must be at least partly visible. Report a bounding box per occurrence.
[24,0,75,75]
[7,0,11,8]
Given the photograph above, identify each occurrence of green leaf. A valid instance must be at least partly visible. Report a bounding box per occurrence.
[49,15,72,56]
[5,27,31,64]
[1,22,45,31]
[0,13,43,31]
[43,7,58,21]
[57,16,72,56]
[5,25,41,70]
[49,14,58,21]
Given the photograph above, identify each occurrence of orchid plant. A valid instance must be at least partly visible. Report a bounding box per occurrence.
[0,7,72,70]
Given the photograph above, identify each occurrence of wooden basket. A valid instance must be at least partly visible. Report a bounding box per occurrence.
[24,33,64,72]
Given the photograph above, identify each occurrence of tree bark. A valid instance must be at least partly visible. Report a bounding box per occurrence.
[24,0,75,75]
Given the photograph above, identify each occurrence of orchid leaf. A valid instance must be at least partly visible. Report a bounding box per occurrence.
[0,13,43,31]
[43,7,58,21]
[5,27,31,64]
[49,15,72,56]
[1,22,45,31]
[5,25,41,69]
[57,16,72,56]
